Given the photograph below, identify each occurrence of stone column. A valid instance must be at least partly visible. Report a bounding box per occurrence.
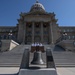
[41,22,43,43]
[49,22,53,44]
[17,20,23,43]
[22,22,26,44]
[32,22,35,43]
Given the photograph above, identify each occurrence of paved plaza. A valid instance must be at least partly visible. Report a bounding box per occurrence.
[0,67,75,75]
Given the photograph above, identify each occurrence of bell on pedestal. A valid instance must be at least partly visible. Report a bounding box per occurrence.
[31,51,44,65]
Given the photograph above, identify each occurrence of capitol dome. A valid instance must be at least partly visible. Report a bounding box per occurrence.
[30,1,45,12]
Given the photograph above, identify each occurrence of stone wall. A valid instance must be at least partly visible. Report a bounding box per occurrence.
[1,40,19,52]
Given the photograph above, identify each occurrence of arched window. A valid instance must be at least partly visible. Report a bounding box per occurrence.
[68,36,71,40]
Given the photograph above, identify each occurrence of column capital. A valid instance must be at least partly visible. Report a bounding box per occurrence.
[31,21,35,23]
[49,22,53,25]
[40,21,44,23]
[52,19,58,22]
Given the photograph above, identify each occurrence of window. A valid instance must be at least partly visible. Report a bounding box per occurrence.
[67,29,69,32]
[63,29,66,32]
[35,31,40,34]
[68,36,71,40]
[44,31,48,34]
[28,25,32,28]
[72,36,75,39]
[27,31,32,35]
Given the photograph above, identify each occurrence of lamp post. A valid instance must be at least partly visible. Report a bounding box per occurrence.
[8,30,12,40]
[63,33,67,40]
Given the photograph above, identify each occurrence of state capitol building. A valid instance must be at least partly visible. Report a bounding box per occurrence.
[0,1,75,51]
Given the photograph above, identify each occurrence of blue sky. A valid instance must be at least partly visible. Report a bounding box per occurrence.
[0,0,75,26]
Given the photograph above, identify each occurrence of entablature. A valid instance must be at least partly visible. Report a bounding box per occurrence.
[59,26,75,33]
[0,26,17,33]
[18,12,57,24]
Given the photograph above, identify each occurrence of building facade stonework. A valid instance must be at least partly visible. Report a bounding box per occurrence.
[0,1,75,45]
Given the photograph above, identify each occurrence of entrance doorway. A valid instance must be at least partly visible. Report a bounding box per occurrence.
[34,36,41,43]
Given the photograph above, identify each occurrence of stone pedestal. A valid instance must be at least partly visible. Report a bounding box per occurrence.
[18,68,57,75]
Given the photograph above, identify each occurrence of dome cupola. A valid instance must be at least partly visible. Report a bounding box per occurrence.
[30,0,45,12]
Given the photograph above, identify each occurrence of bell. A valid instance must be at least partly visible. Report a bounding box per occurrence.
[31,51,44,64]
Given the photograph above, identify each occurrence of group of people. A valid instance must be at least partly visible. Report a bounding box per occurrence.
[31,42,43,46]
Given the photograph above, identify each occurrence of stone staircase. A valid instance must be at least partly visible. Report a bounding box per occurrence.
[0,45,75,67]
[53,45,65,51]
[0,45,25,67]
[56,40,75,51]
[53,51,75,67]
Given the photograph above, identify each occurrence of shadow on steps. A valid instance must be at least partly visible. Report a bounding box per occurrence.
[53,45,65,51]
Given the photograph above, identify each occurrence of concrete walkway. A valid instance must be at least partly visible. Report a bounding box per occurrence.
[57,67,75,75]
[0,67,19,75]
[0,67,75,75]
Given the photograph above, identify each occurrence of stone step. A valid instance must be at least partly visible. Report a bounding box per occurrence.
[0,45,75,67]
